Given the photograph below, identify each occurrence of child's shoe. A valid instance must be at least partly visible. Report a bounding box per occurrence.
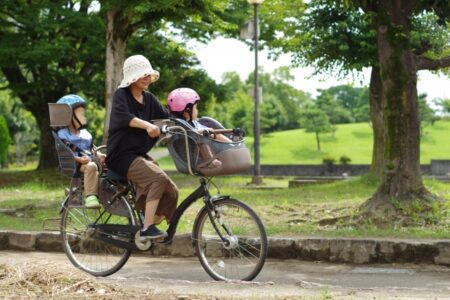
[140,224,168,240]
[85,195,101,208]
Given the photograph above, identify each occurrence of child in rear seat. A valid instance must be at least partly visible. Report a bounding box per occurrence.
[167,88,231,168]
[56,95,106,208]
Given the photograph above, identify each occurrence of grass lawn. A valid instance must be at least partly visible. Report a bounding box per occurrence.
[1,169,449,239]
[155,119,450,170]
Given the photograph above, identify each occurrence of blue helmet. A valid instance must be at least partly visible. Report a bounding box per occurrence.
[56,94,86,109]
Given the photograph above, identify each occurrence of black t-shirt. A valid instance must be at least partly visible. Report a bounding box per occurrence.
[106,88,169,177]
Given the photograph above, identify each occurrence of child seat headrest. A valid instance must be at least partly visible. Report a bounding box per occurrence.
[48,103,73,128]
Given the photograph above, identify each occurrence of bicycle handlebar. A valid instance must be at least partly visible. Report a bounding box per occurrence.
[160,125,244,137]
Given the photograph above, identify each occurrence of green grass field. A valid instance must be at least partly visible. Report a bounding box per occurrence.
[156,119,450,170]
[0,170,449,238]
[258,119,450,164]
[1,120,450,237]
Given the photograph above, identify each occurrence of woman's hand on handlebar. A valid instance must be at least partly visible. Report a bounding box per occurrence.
[146,123,160,138]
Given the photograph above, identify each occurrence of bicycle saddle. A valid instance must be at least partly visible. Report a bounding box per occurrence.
[106,169,128,185]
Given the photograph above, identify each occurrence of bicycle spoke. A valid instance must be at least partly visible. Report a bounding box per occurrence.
[193,198,267,281]
[60,196,135,276]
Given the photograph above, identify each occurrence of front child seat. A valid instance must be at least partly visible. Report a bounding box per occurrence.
[159,117,252,177]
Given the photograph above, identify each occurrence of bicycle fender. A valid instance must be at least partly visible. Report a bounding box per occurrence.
[59,196,69,214]
[210,195,230,202]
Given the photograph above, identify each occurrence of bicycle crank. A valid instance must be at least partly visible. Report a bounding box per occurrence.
[134,231,153,251]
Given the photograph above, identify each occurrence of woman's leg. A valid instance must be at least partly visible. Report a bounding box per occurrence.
[127,157,179,230]
[143,198,160,229]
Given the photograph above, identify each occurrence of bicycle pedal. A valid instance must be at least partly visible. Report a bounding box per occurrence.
[134,231,153,251]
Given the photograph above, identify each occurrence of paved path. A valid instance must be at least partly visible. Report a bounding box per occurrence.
[0,251,449,299]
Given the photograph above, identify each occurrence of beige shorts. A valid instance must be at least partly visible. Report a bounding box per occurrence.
[127,156,178,222]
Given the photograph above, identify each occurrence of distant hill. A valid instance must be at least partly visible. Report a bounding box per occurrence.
[257,119,450,164]
[156,119,450,168]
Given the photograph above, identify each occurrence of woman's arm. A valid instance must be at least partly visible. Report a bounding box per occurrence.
[129,117,160,138]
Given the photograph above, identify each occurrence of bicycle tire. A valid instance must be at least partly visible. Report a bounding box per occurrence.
[60,195,136,276]
[193,198,268,281]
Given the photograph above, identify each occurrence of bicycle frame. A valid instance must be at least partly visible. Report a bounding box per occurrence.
[60,175,231,250]
[162,177,230,245]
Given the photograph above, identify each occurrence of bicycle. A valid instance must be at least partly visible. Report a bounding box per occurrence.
[49,104,268,281]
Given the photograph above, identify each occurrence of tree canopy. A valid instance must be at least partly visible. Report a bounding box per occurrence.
[0,0,247,168]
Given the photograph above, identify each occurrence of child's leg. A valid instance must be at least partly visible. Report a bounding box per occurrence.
[198,143,214,161]
[80,161,99,196]
[198,144,221,167]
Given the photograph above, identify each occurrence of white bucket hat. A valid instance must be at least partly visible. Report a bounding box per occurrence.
[118,55,160,88]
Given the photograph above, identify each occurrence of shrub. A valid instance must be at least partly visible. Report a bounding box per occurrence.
[339,155,351,165]
[322,157,336,165]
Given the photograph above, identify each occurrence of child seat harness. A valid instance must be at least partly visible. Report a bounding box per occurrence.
[60,138,92,157]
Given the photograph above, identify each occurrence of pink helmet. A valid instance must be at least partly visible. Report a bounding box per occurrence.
[167,88,200,113]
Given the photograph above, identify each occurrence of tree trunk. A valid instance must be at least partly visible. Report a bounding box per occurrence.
[369,66,384,176]
[103,9,132,143]
[363,0,429,219]
[315,132,321,151]
[36,110,58,170]
[1,67,59,170]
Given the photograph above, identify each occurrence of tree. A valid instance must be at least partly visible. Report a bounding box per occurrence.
[356,1,450,219]
[127,31,226,111]
[0,115,11,168]
[435,98,450,114]
[0,1,238,168]
[223,90,254,135]
[100,0,249,140]
[323,85,370,122]
[262,0,450,220]
[0,91,39,166]
[315,89,353,124]
[257,67,311,131]
[0,1,105,169]
[418,94,438,134]
[217,68,311,134]
[262,1,449,178]
[299,108,332,151]
[354,88,371,122]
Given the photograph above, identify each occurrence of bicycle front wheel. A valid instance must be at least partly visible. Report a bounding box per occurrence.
[60,196,136,276]
[193,198,268,281]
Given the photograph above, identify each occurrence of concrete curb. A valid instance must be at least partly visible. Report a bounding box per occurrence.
[0,230,448,266]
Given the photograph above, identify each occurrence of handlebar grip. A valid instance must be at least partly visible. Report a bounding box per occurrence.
[160,125,168,134]
[211,128,245,137]
[233,128,245,137]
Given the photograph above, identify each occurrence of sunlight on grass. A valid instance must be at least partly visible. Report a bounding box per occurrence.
[259,119,450,164]
[1,170,449,238]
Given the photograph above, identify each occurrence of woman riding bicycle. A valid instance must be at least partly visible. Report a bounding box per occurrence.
[106,54,178,240]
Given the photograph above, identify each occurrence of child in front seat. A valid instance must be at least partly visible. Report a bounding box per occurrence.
[56,94,105,208]
[167,88,231,168]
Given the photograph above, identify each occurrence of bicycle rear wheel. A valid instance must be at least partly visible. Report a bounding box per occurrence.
[60,196,136,276]
[193,198,268,281]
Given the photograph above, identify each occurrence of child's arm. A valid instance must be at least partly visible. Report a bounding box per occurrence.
[198,128,232,143]
[214,133,231,143]
[75,156,90,165]
[95,151,106,166]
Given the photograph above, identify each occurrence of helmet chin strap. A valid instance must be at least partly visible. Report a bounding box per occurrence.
[72,114,87,130]
[184,105,194,124]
